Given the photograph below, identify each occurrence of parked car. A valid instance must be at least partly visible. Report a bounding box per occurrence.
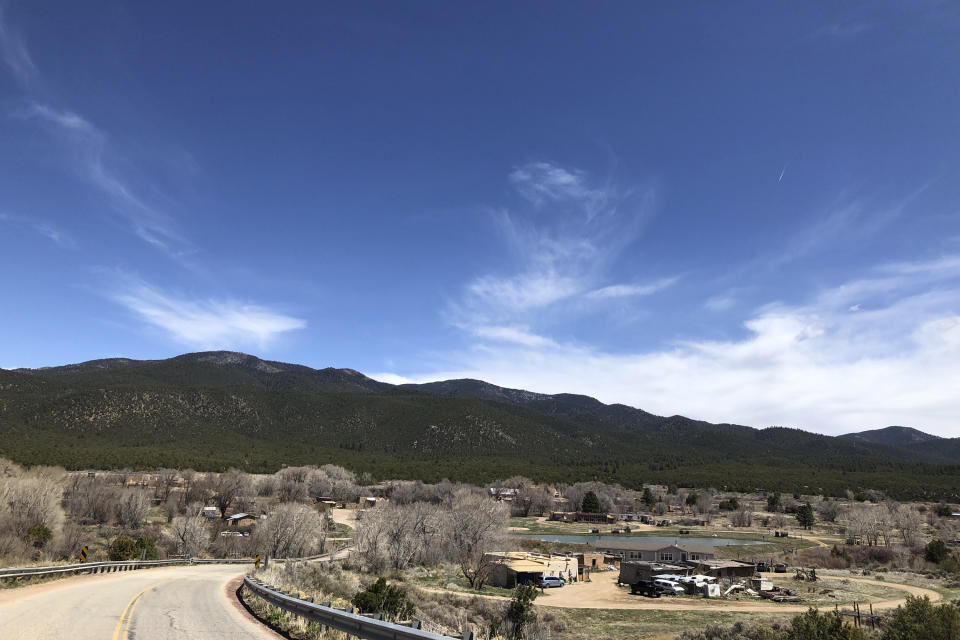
[654,579,686,595]
[537,576,565,588]
[630,580,664,597]
[773,563,788,573]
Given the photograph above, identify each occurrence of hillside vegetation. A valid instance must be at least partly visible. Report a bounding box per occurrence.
[1,351,958,499]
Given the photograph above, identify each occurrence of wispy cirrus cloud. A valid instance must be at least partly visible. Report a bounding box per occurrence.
[471,324,559,349]
[586,276,680,300]
[509,162,612,219]
[1,10,185,255]
[0,212,74,247]
[0,5,36,88]
[22,104,184,251]
[450,162,668,336]
[109,277,306,350]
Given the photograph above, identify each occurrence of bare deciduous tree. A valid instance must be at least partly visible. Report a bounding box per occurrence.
[816,499,844,523]
[730,507,753,527]
[116,490,152,529]
[67,480,119,525]
[168,514,207,556]
[1,476,64,536]
[252,503,325,558]
[154,469,179,504]
[212,469,251,519]
[444,489,508,589]
[255,475,277,497]
[888,502,923,548]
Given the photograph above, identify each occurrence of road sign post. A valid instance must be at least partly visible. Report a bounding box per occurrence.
[79,546,88,563]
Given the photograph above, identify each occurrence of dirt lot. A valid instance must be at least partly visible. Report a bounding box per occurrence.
[534,568,940,612]
[328,507,358,529]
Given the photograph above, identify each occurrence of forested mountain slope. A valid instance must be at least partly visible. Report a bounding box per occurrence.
[1,352,957,499]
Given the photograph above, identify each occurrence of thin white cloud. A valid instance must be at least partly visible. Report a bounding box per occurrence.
[472,325,559,348]
[509,162,610,219]
[0,212,74,247]
[0,6,37,88]
[393,253,960,437]
[814,22,870,38]
[451,162,656,333]
[22,104,183,250]
[704,294,736,312]
[2,10,185,255]
[111,279,306,350]
[586,276,679,300]
[466,272,581,314]
[369,372,417,385]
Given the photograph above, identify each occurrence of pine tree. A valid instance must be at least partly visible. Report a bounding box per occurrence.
[796,502,815,529]
[581,491,601,513]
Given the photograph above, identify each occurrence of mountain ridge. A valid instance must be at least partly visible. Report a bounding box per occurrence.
[1,351,957,499]
[840,425,942,446]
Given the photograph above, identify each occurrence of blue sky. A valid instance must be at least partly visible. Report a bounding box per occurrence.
[2,2,959,436]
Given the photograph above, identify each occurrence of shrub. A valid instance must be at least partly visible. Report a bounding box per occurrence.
[785,608,868,640]
[22,524,53,549]
[934,503,953,518]
[502,585,539,640]
[351,577,415,622]
[925,539,948,564]
[109,536,139,560]
[719,498,739,511]
[135,535,160,560]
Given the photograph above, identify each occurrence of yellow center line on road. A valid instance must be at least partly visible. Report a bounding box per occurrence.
[111,580,167,640]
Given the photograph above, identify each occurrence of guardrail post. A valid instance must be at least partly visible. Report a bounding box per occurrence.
[409,620,422,629]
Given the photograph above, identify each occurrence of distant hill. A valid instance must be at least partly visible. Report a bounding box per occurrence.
[840,426,942,446]
[840,426,960,469]
[1,351,958,499]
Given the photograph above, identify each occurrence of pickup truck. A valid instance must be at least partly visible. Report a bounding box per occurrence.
[630,580,664,597]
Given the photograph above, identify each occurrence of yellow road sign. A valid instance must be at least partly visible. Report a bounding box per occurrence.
[80,545,88,563]
[254,554,261,569]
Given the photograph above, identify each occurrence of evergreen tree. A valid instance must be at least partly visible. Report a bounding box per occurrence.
[925,539,949,564]
[767,493,782,512]
[503,585,539,640]
[796,502,815,529]
[882,596,960,640]
[642,487,656,510]
[581,491,601,513]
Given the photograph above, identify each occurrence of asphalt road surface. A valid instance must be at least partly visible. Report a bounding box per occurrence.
[0,564,278,640]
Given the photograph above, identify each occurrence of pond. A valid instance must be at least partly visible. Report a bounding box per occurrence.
[512,534,770,547]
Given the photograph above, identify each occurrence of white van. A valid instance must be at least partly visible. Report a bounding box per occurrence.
[654,579,685,595]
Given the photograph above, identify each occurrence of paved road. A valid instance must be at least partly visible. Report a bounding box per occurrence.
[0,564,278,640]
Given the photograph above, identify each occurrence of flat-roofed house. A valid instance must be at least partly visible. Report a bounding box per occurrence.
[592,541,716,564]
[485,552,579,588]
[690,559,757,579]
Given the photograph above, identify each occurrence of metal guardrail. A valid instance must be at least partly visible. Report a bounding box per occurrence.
[0,544,353,582]
[0,559,188,580]
[243,576,467,640]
